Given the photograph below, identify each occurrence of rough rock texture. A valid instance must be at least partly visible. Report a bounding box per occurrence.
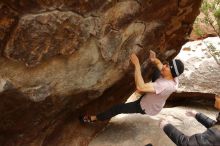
[177,37,220,96]
[0,0,202,146]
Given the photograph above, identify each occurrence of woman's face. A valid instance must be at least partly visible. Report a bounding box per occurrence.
[161,64,171,77]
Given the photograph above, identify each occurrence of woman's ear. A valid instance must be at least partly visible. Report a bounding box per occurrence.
[214,95,220,110]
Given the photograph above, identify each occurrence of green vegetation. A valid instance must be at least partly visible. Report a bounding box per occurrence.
[194,19,205,36]
[194,0,220,37]
[193,0,220,65]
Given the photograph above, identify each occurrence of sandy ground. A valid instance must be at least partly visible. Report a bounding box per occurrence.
[89,106,218,146]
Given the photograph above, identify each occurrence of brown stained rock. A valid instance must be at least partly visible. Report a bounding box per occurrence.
[0,0,203,146]
[101,1,141,30]
[4,11,92,67]
[0,3,18,55]
[1,0,107,14]
[0,0,202,101]
[1,0,202,67]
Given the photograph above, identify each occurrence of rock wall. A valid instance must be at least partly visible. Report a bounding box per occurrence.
[0,0,202,146]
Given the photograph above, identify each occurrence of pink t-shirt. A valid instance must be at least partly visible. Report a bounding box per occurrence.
[140,76,178,116]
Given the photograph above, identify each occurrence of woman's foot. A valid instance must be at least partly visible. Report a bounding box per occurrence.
[79,115,96,124]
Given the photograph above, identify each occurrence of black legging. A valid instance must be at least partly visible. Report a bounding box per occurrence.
[96,69,160,121]
[96,98,145,121]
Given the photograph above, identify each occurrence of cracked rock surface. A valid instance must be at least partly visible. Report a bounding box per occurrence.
[0,0,202,145]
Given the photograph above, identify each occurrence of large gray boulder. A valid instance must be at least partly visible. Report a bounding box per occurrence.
[177,37,220,96]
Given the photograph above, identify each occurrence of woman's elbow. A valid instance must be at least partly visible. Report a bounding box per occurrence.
[136,86,144,92]
[136,85,155,93]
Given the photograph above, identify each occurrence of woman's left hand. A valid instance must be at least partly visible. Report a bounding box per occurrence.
[130,53,140,66]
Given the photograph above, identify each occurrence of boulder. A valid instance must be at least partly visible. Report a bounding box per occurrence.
[177,37,220,96]
[0,0,202,145]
